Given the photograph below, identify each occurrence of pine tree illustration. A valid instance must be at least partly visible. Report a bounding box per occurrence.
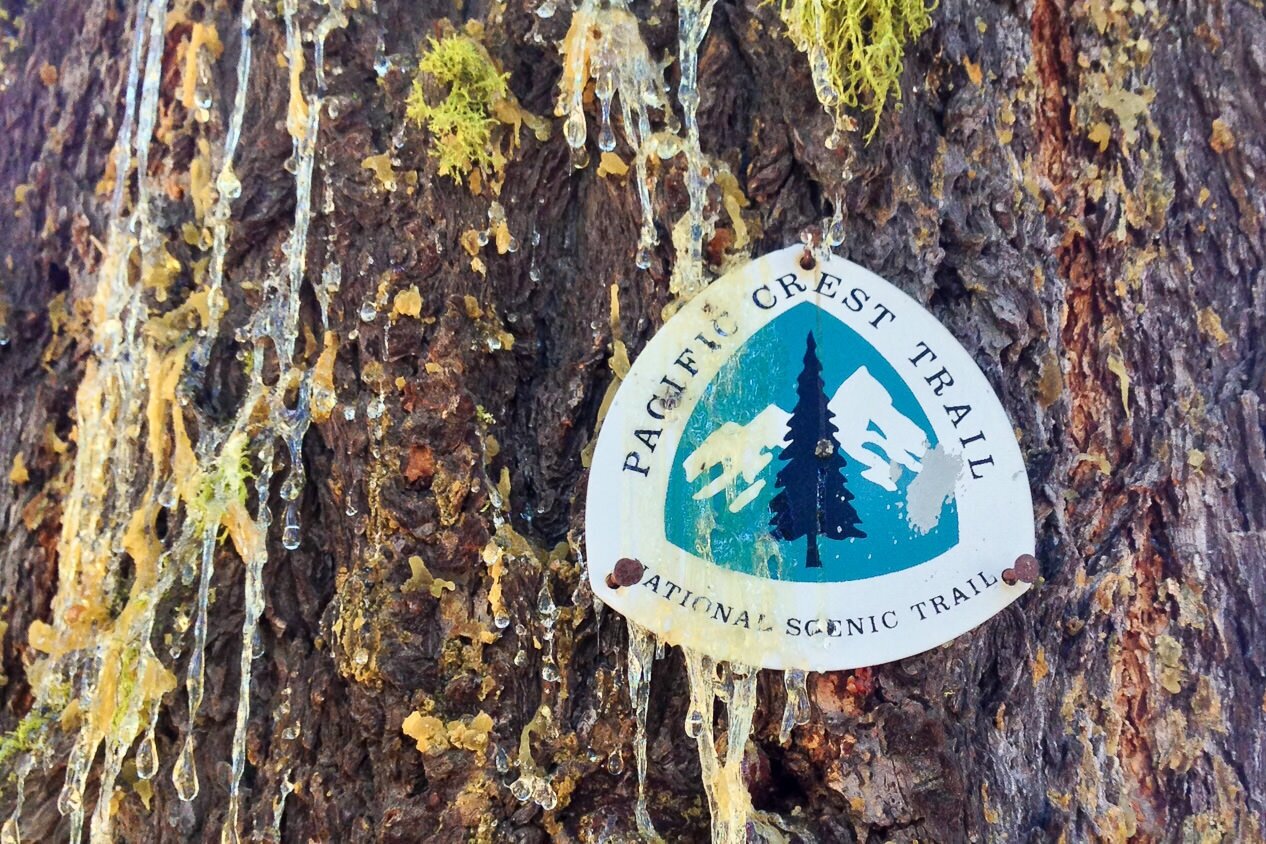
[768,332,865,568]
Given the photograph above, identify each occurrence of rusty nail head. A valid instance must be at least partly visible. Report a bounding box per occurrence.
[606,557,646,589]
[1002,553,1040,586]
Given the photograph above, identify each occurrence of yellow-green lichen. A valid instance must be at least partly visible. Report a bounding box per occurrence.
[192,429,253,527]
[0,711,50,774]
[407,33,509,184]
[778,0,934,140]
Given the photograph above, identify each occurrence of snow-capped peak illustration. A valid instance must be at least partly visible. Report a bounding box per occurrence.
[684,366,929,513]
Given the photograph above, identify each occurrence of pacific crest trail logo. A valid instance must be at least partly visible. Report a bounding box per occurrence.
[664,301,958,584]
[588,247,1035,671]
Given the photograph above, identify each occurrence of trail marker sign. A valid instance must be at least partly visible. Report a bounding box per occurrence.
[586,247,1036,671]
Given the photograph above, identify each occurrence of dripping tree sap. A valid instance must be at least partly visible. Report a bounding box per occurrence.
[587,247,1036,671]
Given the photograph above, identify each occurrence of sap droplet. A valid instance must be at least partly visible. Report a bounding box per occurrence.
[598,119,616,152]
[532,777,556,810]
[217,168,243,205]
[827,217,846,247]
[808,45,840,108]
[136,731,159,780]
[595,75,616,150]
[563,114,586,150]
[280,470,303,502]
[359,301,377,322]
[158,479,177,508]
[172,739,199,801]
[352,647,370,666]
[281,502,301,550]
[509,777,532,801]
[684,708,705,738]
[537,581,558,621]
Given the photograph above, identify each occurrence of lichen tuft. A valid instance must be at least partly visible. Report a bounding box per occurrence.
[0,711,50,773]
[190,429,253,529]
[406,33,510,183]
[778,0,934,141]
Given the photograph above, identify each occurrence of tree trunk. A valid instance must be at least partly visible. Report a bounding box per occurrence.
[0,0,1262,841]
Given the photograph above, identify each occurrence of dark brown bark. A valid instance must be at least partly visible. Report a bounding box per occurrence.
[0,0,1263,841]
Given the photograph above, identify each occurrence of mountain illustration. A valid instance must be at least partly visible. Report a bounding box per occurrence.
[664,302,960,583]
[767,333,865,569]
[683,366,928,512]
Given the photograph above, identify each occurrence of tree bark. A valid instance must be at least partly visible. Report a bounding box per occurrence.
[0,0,1262,841]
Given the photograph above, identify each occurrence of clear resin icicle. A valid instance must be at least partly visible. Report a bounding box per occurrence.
[222,2,346,839]
[626,621,662,841]
[28,0,342,839]
[779,668,811,744]
[223,439,274,844]
[556,0,671,266]
[671,0,719,298]
[195,0,256,373]
[1,756,33,844]
[173,525,220,802]
[48,1,172,838]
[683,648,760,844]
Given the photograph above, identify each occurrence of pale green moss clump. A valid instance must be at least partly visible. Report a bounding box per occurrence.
[407,33,510,182]
[779,0,934,140]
